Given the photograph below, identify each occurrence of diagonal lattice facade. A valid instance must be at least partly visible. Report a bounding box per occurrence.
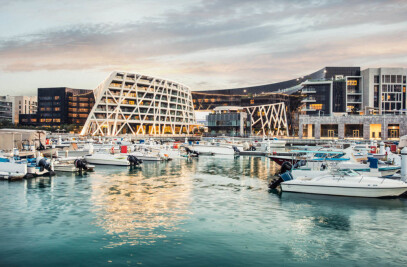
[80,71,196,136]
[244,103,289,136]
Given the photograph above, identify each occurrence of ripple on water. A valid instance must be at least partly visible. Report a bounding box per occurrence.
[0,157,407,266]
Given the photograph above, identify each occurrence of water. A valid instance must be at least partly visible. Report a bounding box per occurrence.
[1,156,407,266]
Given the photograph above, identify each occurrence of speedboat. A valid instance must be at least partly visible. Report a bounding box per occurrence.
[276,169,407,198]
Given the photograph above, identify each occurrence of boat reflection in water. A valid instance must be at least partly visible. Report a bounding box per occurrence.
[91,160,197,247]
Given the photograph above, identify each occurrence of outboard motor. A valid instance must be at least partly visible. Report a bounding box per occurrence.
[232,146,240,154]
[269,161,293,189]
[127,155,143,166]
[74,159,88,171]
[37,142,45,151]
[37,157,52,172]
[280,161,293,174]
[185,147,199,157]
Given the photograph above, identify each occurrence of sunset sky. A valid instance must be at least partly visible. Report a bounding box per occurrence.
[1,0,407,95]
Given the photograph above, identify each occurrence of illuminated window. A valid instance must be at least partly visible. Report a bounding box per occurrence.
[40,119,45,122]
[53,119,61,122]
[55,107,60,111]
[54,96,60,100]
[204,99,209,103]
[250,99,254,104]
[347,80,357,86]
[310,104,323,110]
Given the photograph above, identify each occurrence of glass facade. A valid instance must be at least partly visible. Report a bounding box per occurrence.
[20,87,95,127]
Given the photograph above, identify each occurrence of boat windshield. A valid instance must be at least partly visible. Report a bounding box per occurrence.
[336,169,359,177]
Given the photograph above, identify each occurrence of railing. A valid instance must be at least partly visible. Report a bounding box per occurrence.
[302,88,316,93]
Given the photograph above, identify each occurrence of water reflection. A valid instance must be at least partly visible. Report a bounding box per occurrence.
[91,160,197,247]
[200,156,277,181]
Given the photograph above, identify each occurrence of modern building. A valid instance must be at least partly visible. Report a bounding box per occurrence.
[36,87,94,126]
[300,67,362,116]
[207,106,251,137]
[0,96,13,122]
[299,114,404,140]
[299,67,407,140]
[11,96,37,124]
[19,87,95,127]
[362,68,407,114]
[81,71,196,136]
[192,67,363,136]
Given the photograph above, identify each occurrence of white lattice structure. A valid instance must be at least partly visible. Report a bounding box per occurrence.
[80,71,196,136]
[244,103,289,136]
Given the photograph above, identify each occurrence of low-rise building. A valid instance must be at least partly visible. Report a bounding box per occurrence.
[0,96,13,122]
[12,96,37,124]
[207,106,251,137]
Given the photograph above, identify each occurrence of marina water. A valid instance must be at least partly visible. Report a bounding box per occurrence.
[1,156,407,266]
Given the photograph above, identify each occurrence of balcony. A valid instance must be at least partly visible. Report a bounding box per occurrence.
[302,88,316,94]
[302,107,316,112]
[347,90,362,95]
[301,97,316,103]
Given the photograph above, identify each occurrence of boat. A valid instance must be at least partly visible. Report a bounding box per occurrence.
[84,153,142,167]
[53,158,95,172]
[26,156,55,177]
[269,150,346,166]
[277,169,407,198]
[187,143,239,155]
[84,153,130,166]
[0,158,27,180]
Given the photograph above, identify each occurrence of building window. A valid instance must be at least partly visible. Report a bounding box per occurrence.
[55,107,60,111]
[310,104,323,110]
[54,96,60,100]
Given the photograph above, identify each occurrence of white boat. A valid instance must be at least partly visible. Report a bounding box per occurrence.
[187,143,238,155]
[0,158,27,180]
[53,158,95,172]
[128,151,163,161]
[279,169,407,198]
[85,153,130,166]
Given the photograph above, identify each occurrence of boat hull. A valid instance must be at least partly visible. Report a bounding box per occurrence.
[188,145,236,155]
[281,183,407,198]
[85,155,129,166]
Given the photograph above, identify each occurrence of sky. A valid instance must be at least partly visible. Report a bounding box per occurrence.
[0,0,407,96]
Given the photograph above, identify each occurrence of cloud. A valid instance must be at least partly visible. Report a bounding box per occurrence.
[0,0,407,92]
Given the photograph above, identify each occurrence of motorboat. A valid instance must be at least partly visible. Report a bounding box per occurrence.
[187,143,239,155]
[277,169,407,198]
[0,157,27,180]
[53,158,95,172]
[84,153,130,166]
[269,150,347,166]
[84,153,142,167]
[25,156,55,177]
